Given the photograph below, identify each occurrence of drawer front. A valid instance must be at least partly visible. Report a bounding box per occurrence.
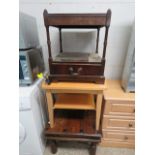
[100,140,135,148]
[103,130,135,143]
[103,116,135,130]
[104,100,135,116]
[50,63,104,75]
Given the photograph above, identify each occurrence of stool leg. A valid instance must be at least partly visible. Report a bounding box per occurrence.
[50,141,57,154]
[89,142,97,155]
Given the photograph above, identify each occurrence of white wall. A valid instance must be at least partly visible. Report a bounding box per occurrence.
[19,0,135,79]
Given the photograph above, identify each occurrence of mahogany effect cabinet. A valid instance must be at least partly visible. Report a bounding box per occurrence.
[43,9,111,84]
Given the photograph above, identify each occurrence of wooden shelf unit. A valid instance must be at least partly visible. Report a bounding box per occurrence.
[53,94,95,110]
[43,9,112,84]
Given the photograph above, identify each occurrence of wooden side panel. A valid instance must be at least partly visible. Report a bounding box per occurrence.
[46,16,106,27]
[44,12,107,27]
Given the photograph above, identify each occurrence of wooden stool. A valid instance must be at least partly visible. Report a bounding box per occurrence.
[42,81,106,155]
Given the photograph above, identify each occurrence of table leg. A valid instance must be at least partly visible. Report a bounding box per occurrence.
[96,94,103,130]
[46,91,54,128]
[50,141,57,154]
[89,142,97,155]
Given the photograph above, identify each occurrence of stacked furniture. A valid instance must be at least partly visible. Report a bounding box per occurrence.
[42,8,135,154]
[42,9,111,154]
[101,80,135,148]
[42,8,112,155]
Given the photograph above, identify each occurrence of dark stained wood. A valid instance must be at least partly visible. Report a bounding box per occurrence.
[43,10,109,28]
[89,142,97,155]
[44,110,102,155]
[44,10,52,59]
[50,62,105,75]
[45,26,52,59]
[47,137,100,143]
[50,141,57,154]
[59,28,63,53]
[96,28,100,53]
[43,97,105,155]
[43,8,111,84]
[48,74,105,84]
[45,110,100,137]
[102,9,111,60]
[102,26,109,60]
[48,57,105,83]
[105,9,112,27]
[44,110,102,140]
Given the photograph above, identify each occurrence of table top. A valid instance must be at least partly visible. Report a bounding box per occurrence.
[41,81,107,91]
[104,80,135,101]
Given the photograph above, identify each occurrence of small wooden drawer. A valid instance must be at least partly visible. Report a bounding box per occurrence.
[50,62,104,76]
[103,130,135,143]
[104,100,135,116]
[103,115,135,130]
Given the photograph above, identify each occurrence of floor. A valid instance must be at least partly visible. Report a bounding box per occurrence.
[44,142,135,155]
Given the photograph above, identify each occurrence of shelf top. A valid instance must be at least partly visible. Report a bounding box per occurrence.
[104,80,135,101]
[43,9,111,28]
[42,81,107,92]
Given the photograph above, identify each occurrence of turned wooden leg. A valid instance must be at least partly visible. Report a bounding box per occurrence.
[50,141,57,154]
[89,143,97,155]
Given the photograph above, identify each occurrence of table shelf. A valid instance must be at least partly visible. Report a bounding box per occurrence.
[45,110,100,138]
[54,94,95,110]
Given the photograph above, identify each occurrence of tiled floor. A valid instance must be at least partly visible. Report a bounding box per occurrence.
[44,142,135,155]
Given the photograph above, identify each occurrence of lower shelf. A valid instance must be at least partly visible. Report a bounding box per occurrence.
[45,110,101,140]
[54,94,95,110]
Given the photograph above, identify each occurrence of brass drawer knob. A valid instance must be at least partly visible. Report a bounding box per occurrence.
[128,123,133,127]
[69,67,82,76]
[124,136,128,140]
[133,108,135,113]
